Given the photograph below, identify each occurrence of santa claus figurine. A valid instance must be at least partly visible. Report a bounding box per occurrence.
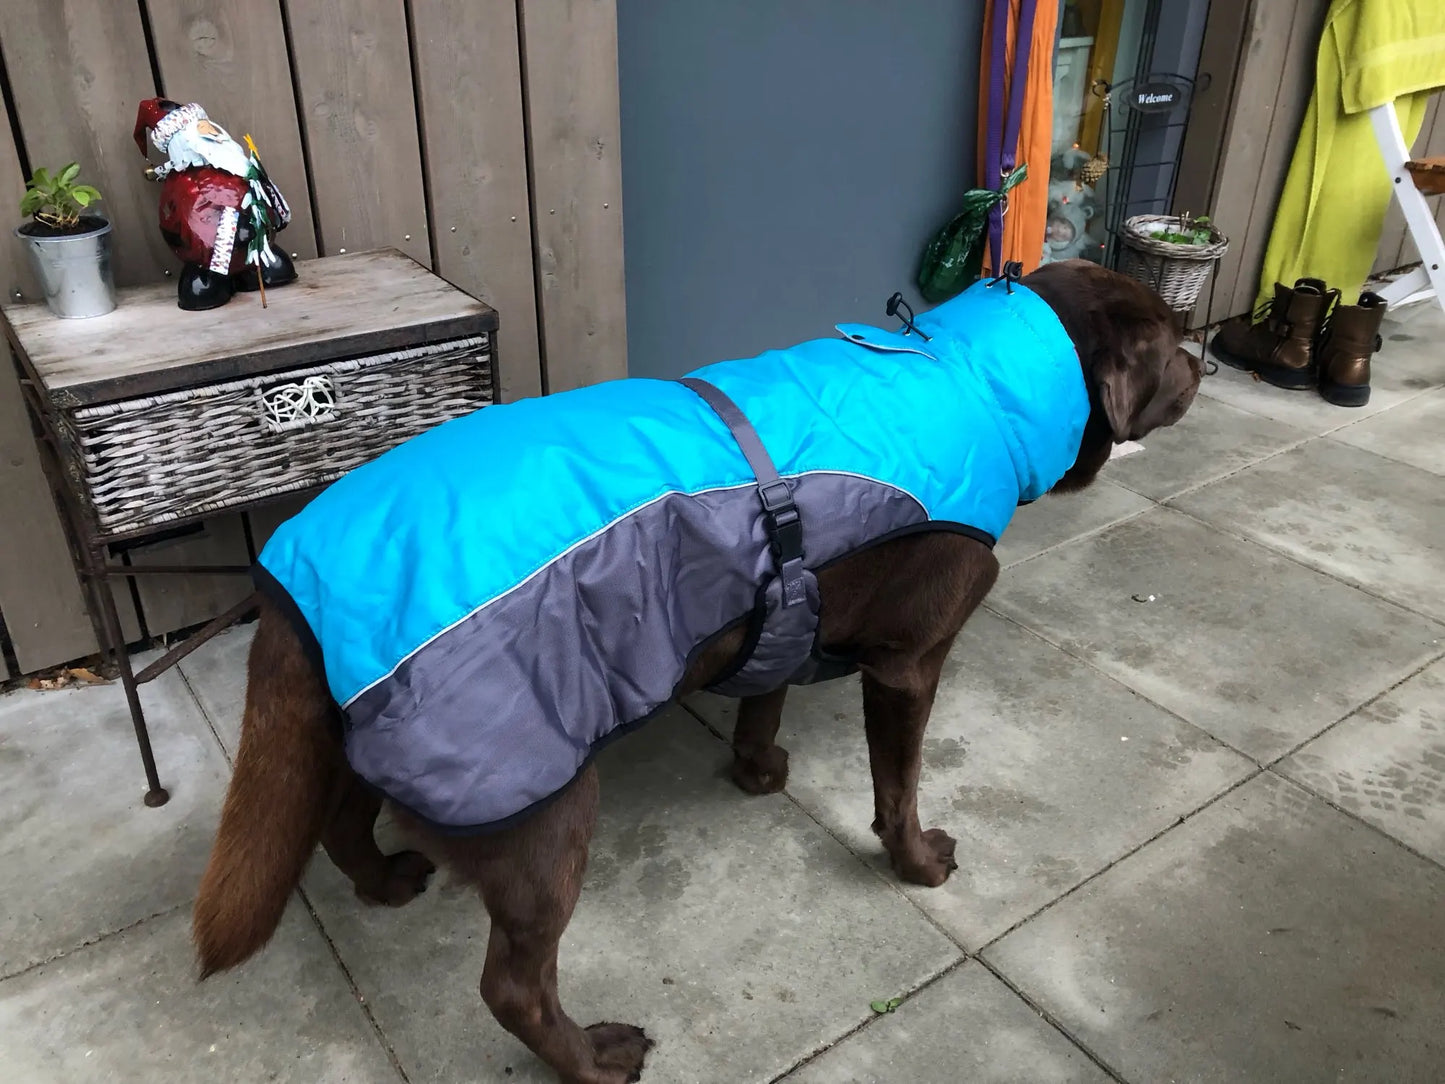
[133,98,297,310]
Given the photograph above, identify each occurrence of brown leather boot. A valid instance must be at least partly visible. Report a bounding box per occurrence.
[1212,278,1335,389]
[1318,291,1386,407]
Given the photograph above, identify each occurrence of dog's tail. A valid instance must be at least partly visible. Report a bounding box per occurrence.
[193,599,336,978]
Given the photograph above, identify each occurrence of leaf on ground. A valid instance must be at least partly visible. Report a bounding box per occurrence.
[22,664,110,691]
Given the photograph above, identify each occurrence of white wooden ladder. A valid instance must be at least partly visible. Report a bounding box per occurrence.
[1370,102,1445,315]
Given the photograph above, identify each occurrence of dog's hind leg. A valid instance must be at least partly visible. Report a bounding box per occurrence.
[320,765,435,907]
[861,638,960,888]
[729,686,789,795]
[442,764,653,1084]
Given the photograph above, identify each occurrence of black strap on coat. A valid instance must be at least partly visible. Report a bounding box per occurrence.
[679,377,807,608]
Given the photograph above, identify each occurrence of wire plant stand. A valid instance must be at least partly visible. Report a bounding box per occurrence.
[1088,71,1206,264]
[1087,68,1226,365]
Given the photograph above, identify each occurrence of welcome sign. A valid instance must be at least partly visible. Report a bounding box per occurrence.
[1125,75,1194,114]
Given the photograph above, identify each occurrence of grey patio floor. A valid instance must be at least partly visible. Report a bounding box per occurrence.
[2,300,1443,1083]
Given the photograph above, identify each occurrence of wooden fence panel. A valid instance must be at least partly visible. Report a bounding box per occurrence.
[518,0,626,392]
[0,0,174,287]
[135,0,325,629]
[123,524,254,636]
[144,0,321,262]
[0,2,169,668]
[0,71,92,675]
[1205,0,1330,322]
[247,495,312,553]
[411,0,542,402]
[1175,0,1250,228]
[1,0,613,672]
[1197,1,1301,322]
[3,0,254,643]
[0,353,111,671]
[0,196,119,673]
[282,0,430,265]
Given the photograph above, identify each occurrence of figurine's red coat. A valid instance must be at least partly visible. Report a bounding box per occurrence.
[158,167,251,274]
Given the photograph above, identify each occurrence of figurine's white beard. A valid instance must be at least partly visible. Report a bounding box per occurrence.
[163,123,250,178]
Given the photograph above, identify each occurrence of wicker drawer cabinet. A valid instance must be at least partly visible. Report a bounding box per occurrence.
[2,249,498,806]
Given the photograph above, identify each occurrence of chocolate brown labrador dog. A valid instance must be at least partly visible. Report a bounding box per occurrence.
[193,259,1198,1083]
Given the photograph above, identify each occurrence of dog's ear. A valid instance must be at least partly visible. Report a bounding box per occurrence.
[1096,344,1157,443]
[1096,340,1198,443]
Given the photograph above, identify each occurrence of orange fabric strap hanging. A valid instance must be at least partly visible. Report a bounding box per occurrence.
[977,0,1058,275]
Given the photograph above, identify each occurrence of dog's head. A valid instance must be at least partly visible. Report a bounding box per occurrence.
[1021,258,1201,493]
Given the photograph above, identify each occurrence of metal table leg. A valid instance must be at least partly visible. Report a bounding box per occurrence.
[84,544,170,807]
[9,363,177,806]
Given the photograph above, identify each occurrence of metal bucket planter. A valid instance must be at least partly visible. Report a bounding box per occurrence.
[1116,213,1229,313]
[14,215,117,319]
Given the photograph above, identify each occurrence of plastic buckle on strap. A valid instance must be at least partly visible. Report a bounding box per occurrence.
[758,479,803,564]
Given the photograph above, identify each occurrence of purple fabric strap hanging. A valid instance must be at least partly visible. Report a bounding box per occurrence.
[984,0,1040,272]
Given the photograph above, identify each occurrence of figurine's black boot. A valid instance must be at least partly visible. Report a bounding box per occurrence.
[235,249,298,292]
[177,263,235,311]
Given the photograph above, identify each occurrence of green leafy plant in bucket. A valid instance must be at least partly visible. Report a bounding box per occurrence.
[1148,211,1214,246]
[20,163,103,233]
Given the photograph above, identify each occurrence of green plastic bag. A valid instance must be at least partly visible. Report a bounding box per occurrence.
[916,164,1027,304]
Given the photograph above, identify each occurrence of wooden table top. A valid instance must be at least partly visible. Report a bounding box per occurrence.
[1,249,497,408]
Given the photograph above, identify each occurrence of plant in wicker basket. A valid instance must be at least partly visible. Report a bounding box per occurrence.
[1145,212,1217,246]
[1116,211,1229,313]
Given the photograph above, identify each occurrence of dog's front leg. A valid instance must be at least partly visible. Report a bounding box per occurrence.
[730,686,790,794]
[861,641,958,888]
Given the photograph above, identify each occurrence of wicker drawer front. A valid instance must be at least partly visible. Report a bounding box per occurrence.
[59,335,493,536]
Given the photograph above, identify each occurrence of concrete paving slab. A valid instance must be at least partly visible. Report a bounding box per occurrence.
[0,905,400,1084]
[995,481,1152,569]
[1328,387,1445,476]
[0,667,228,977]
[300,708,962,1083]
[1200,309,1444,435]
[175,622,255,758]
[988,507,1445,761]
[1100,394,1308,501]
[983,773,1445,1084]
[1278,657,1445,863]
[783,961,1110,1084]
[689,609,1252,949]
[1172,440,1445,623]
[1197,362,1410,435]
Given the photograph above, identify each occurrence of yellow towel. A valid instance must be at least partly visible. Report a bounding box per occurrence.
[1255,0,1445,313]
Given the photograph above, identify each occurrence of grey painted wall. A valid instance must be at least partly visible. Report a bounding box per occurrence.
[617,0,986,380]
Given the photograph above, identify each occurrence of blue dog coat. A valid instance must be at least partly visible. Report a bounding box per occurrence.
[257,279,1088,831]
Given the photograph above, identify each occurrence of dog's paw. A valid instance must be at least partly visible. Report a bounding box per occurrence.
[892,828,959,888]
[356,850,436,907]
[586,1021,654,1082]
[729,744,789,795]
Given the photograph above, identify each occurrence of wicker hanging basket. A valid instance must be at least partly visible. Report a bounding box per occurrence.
[1115,213,1229,312]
